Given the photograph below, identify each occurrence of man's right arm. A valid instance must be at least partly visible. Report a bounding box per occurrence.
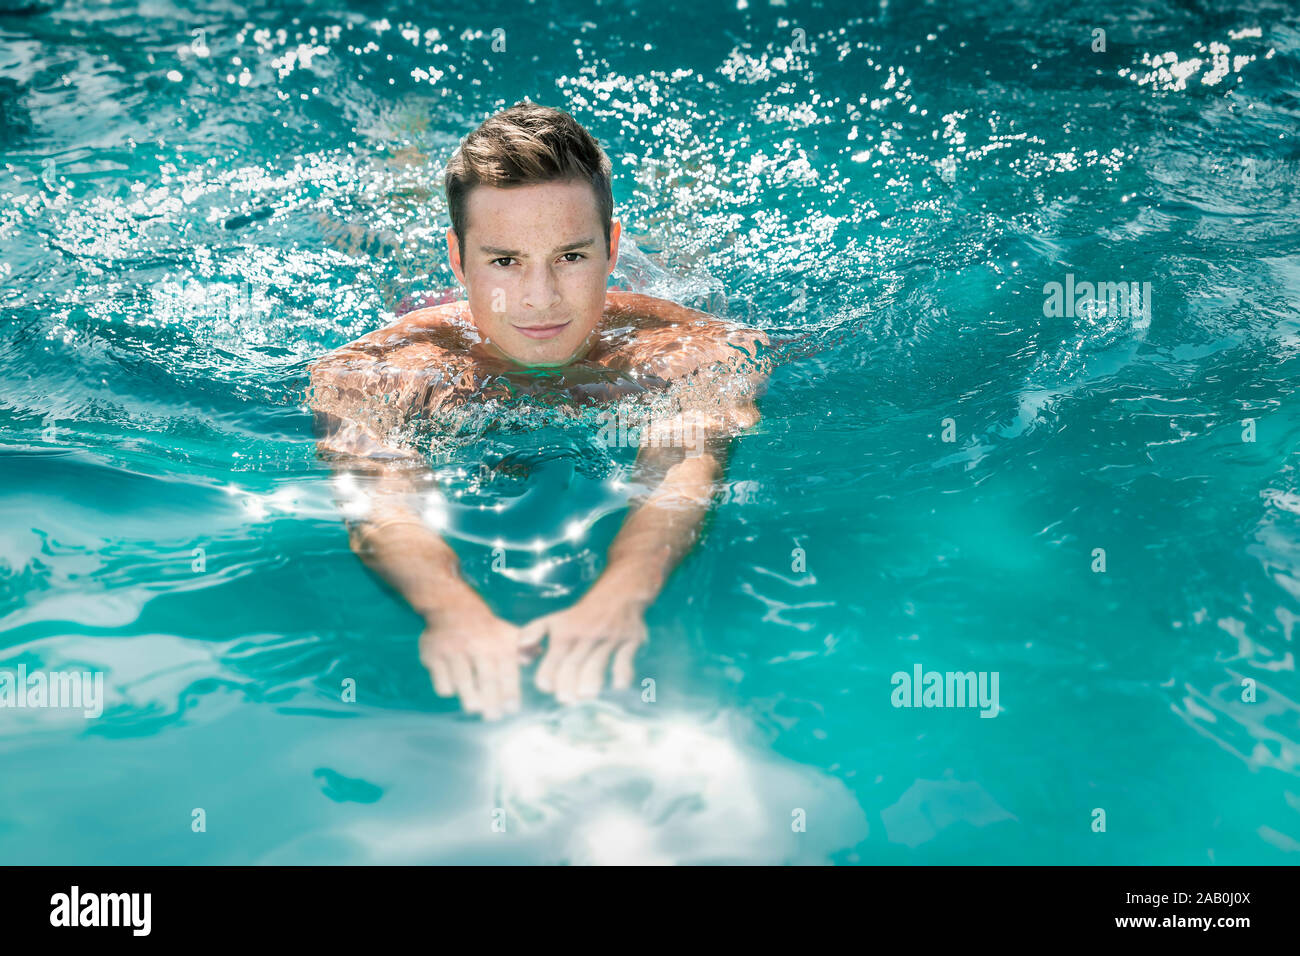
[307,353,523,720]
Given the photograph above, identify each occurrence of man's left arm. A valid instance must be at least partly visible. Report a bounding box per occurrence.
[520,319,769,702]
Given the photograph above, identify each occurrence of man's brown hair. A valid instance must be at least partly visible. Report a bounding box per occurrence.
[444,102,614,251]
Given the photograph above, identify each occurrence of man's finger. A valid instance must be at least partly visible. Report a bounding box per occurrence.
[473,652,503,720]
[553,638,596,704]
[535,637,568,694]
[611,640,639,691]
[428,656,455,698]
[576,640,614,699]
[496,650,522,714]
[448,654,482,714]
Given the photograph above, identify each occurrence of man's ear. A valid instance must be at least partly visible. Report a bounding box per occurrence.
[447,227,467,287]
[606,219,622,274]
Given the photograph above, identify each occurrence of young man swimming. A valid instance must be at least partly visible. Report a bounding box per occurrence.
[307,102,768,720]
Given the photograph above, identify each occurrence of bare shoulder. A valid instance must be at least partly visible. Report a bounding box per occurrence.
[389,300,472,332]
[311,302,474,372]
[600,292,770,381]
[307,301,478,418]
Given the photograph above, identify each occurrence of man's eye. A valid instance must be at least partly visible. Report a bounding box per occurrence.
[491,257,516,267]
[559,252,585,263]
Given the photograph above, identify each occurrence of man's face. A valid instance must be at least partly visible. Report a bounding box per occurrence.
[448,179,620,367]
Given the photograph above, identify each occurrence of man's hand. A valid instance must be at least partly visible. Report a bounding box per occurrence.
[420,606,527,720]
[519,585,648,703]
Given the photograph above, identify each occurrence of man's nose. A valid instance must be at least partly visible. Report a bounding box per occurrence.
[520,263,560,310]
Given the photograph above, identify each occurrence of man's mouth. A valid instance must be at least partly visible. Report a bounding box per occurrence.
[513,320,572,340]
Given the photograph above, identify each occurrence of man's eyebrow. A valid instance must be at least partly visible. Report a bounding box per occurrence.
[478,238,596,257]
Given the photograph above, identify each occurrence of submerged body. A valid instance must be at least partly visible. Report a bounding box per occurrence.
[308,291,768,718]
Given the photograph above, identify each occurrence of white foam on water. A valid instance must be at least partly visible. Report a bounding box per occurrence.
[321,702,867,864]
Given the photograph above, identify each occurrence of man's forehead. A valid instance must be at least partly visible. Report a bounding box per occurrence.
[464,181,605,250]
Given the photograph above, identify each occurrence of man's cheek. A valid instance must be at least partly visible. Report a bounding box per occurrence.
[488,286,509,315]
[468,285,510,322]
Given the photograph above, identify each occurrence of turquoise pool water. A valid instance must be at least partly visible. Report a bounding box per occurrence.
[2,0,1298,864]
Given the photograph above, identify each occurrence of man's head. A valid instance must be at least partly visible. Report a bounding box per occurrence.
[445,102,620,367]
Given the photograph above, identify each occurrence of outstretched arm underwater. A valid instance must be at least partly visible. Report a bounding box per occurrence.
[307,350,525,721]
[520,298,770,702]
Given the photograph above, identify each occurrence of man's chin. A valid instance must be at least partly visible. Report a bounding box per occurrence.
[500,343,577,369]
[499,333,595,368]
